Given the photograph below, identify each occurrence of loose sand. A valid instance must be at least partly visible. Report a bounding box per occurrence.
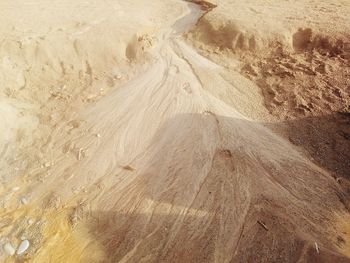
[0,0,349,262]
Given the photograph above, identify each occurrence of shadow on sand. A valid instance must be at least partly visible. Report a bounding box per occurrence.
[76,113,350,262]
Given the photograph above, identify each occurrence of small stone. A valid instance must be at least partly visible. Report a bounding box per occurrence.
[17,240,30,255]
[78,148,85,161]
[96,133,101,138]
[21,197,28,205]
[4,242,16,256]
[12,187,20,192]
[27,219,34,225]
[122,165,135,171]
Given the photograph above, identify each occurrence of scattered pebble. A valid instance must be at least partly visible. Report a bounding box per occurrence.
[78,148,85,161]
[122,165,135,171]
[4,242,16,256]
[315,242,320,254]
[27,219,34,225]
[17,239,30,255]
[96,133,101,138]
[20,197,28,205]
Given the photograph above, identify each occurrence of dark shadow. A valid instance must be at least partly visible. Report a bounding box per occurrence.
[74,113,350,262]
[83,209,350,263]
[267,112,350,185]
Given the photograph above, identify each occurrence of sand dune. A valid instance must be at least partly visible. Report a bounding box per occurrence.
[0,0,349,262]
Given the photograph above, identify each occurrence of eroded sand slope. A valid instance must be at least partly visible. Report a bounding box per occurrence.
[0,0,350,262]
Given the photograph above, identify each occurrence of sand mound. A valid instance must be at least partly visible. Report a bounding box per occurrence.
[0,0,350,262]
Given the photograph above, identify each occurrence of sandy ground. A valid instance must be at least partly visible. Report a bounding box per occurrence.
[0,0,350,262]
[187,0,350,179]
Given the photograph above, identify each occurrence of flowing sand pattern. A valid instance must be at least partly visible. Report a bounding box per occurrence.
[0,0,350,262]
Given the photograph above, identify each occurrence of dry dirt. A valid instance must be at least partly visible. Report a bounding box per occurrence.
[0,0,350,262]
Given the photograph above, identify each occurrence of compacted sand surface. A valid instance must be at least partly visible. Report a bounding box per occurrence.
[0,0,349,262]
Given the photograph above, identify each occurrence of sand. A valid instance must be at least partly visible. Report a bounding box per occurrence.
[0,0,349,262]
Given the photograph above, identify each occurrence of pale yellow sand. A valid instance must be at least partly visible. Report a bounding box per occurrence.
[0,1,349,262]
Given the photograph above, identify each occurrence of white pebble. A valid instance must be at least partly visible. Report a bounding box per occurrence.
[4,242,15,256]
[21,197,28,205]
[12,187,20,192]
[27,219,34,225]
[17,240,30,255]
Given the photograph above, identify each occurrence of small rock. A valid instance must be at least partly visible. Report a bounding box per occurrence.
[122,165,135,171]
[4,242,16,256]
[21,197,28,205]
[77,148,85,161]
[27,219,34,225]
[315,242,320,254]
[17,239,30,255]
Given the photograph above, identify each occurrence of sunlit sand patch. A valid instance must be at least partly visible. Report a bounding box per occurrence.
[33,210,106,263]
